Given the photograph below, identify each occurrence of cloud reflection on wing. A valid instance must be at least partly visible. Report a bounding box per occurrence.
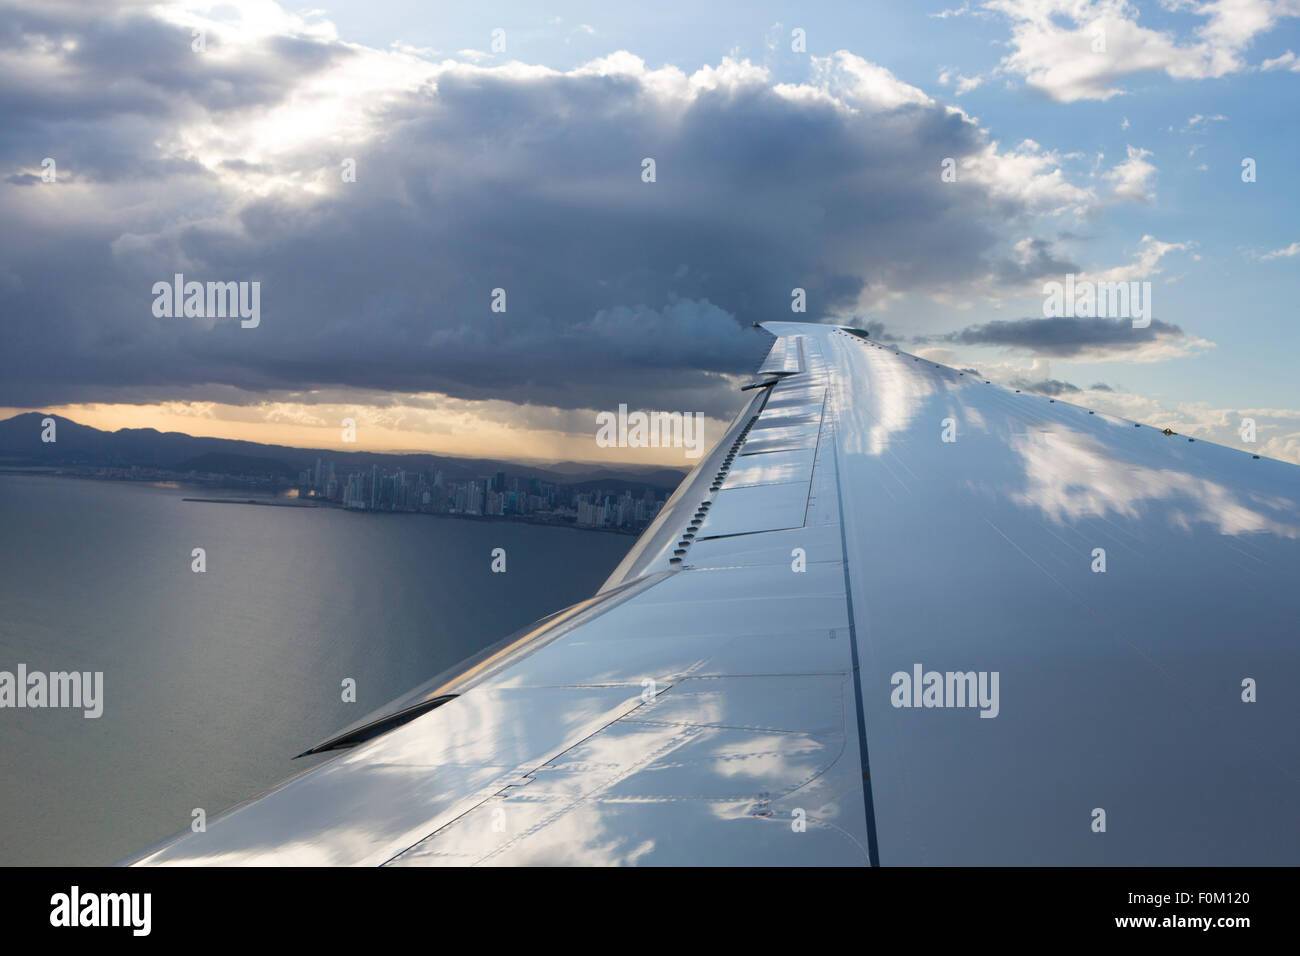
[1010,427,1300,538]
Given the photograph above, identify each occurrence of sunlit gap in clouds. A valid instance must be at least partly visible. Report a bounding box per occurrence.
[1,397,730,467]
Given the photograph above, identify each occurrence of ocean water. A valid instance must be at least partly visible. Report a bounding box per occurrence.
[0,474,632,865]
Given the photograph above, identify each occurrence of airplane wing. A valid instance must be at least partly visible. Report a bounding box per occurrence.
[129,320,1300,865]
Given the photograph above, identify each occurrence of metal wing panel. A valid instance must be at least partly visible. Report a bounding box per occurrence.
[721,448,816,489]
[131,685,647,866]
[757,333,805,376]
[694,482,811,537]
[750,403,826,428]
[792,323,1300,865]
[387,712,870,866]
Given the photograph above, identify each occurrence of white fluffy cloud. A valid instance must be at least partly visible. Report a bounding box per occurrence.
[1262,49,1300,69]
[1086,234,1196,281]
[1103,145,1158,202]
[962,138,1096,214]
[984,0,1300,101]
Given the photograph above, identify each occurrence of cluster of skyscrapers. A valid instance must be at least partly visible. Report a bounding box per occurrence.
[297,459,666,532]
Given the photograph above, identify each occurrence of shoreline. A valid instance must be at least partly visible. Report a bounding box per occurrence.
[181,497,321,508]
[182,494,643,535]
[0,468,650,536]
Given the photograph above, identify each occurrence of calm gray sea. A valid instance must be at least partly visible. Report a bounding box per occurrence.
[0,474,632,865]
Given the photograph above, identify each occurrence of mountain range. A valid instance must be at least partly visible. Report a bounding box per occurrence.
[0,413,688,494]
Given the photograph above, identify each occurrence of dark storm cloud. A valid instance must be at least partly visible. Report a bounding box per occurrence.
[1010,378,1079,396]
[0,1,1079,415]
[1009,377,1118,397]
[936,316,1192,358]
[853,320,899,343]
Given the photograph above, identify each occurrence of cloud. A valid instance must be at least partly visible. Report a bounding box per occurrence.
[1262,241,1300,259]
[907,342,1299,466]
[909,350,1300,465]
[1056,391,1300,465]
[0,2,1104,417]
[961,138,1096,216]
[930,2,979,18]
[856,320,901,342]
[1183,112,1227,131]
[1262,49,1300,70]
[1007,375,1114,396]
[936,316,1213,362]
[1103,145,1157,202]
[984,0,1300,102]
[938,68,984,94]
[1009,377,1081,395]
[960,234,1194,319]
[1011,426,1300,537]
[807,50,936,110]
[1085,234,1195,282]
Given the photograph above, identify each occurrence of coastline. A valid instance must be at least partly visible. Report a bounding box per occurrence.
[0,470,645,536]
[181,493,643,535]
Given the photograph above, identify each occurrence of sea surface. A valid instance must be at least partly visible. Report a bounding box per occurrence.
[0,474,633,865]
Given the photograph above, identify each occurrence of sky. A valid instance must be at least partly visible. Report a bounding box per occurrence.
[1,0,1298,465]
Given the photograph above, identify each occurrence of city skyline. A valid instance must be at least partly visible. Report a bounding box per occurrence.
[301,456,666,531]
[0,408,675,532]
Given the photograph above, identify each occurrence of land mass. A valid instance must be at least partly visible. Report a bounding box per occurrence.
[0,412,689,533]
[0,412,686,492]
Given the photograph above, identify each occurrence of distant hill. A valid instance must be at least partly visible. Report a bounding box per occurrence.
[174,452,297,479]
[542,461,690,491]
[564,475,687,496]
[0,412,688,494]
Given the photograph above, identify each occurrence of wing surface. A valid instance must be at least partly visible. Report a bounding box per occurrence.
[130,321,1300,865]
